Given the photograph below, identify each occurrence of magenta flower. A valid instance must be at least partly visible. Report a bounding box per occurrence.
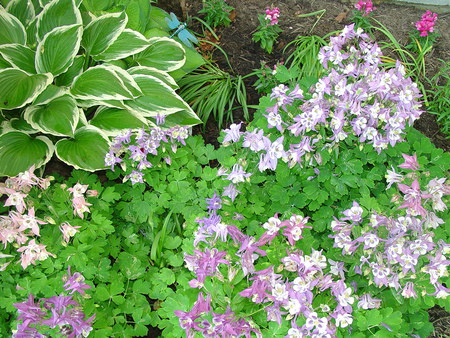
[63,266,92,294]
[265,7,280,25]
[398,153,420,171]
[397,179,432,216]
[415,11,438,37]
[355,0,375,15]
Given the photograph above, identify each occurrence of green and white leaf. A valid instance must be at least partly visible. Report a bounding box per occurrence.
[90,106,147,136]
[36,0,82,41]
[93,28,149,62]
[0,54,12,68]
[133,37,185,72]
[0,131,54,176]
[6,0,36,27]
[125,74,200,126]
[70,64,137,100]
[128,66,178,90]
[2,117,37,134]
[35,24,82,76]
[55,54,84,87]
[24,95,79,137]
[26,17,38,49]
[108,65,142,98]
[55,125,110,171]
[81,11,127,56]
[0,69,52,109]
[32,84,67,105]
[0,7,27,45]
[76,98,125,109]
[0,43,36,74]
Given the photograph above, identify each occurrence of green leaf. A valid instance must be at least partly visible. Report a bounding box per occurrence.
[0,7,26,45]
[35,24,82,76]
[24,95,79,136]
[134,37,185,72]
[32,84,66,105]
[71,65,138,100]
[90,106,147,136]
[81,11,127,56]
[157,268,175,285]
[0,68,52,109]
[6,0,36,27]
[163,236,182,250]
[117,252,145,280]
[36,0,82,41]
[81,0,113,12]
[95,285,110,301]
[129,66,178,90]
[55,125,110,171]
[0,43,36,73]
[124,0,152,33]
[0,131,54,176]
[55,55,84,87]
[125,74,200,126]
[93,28,149,62]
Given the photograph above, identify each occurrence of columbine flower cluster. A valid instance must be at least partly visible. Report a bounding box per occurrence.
[222,25,423,174]
[330,153,449,299]
[0,168,95,269]
[105,124,189,185]
[178,195,376,337]
[354,0,375,16]
[265,6,280,25]
[415,10,438,37]
[13,267,95,337]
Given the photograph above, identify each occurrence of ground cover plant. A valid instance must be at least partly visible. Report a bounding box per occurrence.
[1,0,449,337]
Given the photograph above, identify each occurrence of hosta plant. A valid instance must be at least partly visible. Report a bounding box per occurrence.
[0,0,201,176]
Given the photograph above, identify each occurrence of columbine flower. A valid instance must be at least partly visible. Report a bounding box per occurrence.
[401,281,417,299]
[17,239,55,269]
[262,216,281,235]
[60,222,81,243]
[398,153,420,171]
[126,170,144,185]
[4,190,27,213]
[222,123,242,144]
[385,166,403,189]
[222,183,241,202]
[357,293,381,309]
[341,201,363,222]
[225,164,252,184]
[67,183,88,198]
[63,266,92,294]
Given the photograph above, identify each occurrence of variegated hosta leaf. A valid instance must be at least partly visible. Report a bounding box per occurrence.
[36,0,82,41]
[133,37,185,72]
[70,64,140,100]
[0,7,26,45]
[0,69,52,110]
[81,11,127,56]
[6,0,36,27]
[93,28,149,62]
[0,43,36,73]
[35,24,82,76]
[24,95,79,137]
[55,54,84,87]
[90,106,147,136]
[32,84,67,105]
[0,131,54,176]
[55,126,110,171]
[128,66,178,90]
[125,74,201,126]
[8,118,37,134]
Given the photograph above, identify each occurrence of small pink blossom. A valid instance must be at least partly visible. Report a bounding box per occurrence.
[265,7,280,25]
[72,196,92,219]
[60,222,81,243]
[415,11,438,37]
[67,183,89,198]
[4,189,27,213]
[10,207,46,237]
[17,239,55,269]
[398,153,420,171]
[355,0,375,16]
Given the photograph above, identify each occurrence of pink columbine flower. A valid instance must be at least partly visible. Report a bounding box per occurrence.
[415,11,438,37]
[10,207,46,237]
[265,7,280,25]
[398,153,420,171]
[17,239,55,269]
[67,182,88,198]
[355,0,375,16]
[4,189,27,213]
[60,222,81,243]
[72,196,92,219]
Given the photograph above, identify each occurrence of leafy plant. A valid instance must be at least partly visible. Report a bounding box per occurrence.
[198,0,235,29]
[252,7,282,54]
[177,62,249,129]
[427,60,450,138]
[0,0,202,176]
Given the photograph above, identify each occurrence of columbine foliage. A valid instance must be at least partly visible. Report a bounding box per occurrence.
[0,0,202,176]
[198,0,235,28]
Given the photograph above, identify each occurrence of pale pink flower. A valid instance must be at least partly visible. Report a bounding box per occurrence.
[67,183,89,198]
[60,222,81,243]
[17,239,55,269]
[72,197,92,219]
[86,189,98,197]
[4,189,27,213]
[398,153,420,171]
[10,207,46,237]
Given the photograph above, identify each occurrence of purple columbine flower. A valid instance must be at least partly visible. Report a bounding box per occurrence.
[222,123,242,144]
[205,192,222,212]
[222,183,241,202]
[225,164,252,184]
[63,266,92,295]
[398,153,420,171]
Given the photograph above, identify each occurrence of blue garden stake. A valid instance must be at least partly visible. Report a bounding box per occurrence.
[165,12,198,48]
